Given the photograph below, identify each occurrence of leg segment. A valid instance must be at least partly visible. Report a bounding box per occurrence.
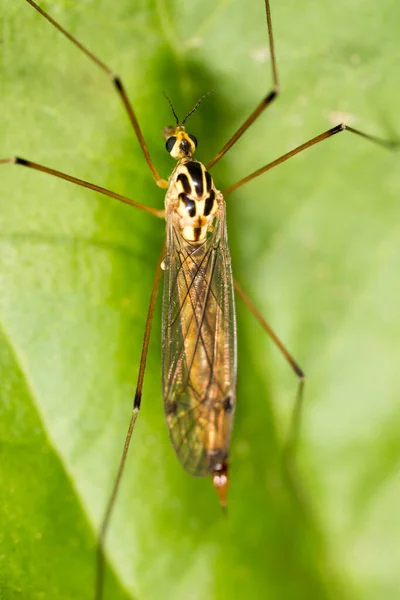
[206,0,279,170]
[224,124,396,196]
[95,245,164,600]
[0,157,164,218]
[25,0,168,188]
[234,279,304,457]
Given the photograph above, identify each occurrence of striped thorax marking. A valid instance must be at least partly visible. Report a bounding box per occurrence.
[166,159,220,243]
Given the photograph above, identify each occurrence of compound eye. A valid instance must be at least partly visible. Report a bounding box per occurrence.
[165,136,177,153]
[188,134,198,148]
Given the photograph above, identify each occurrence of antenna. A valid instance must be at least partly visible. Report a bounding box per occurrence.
[163,92,179,125]
[181,89,216,125]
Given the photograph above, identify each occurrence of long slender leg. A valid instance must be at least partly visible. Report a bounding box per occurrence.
[224,124,396,196]
[234,280,304,455]
[206,0,279,170]
[95,245,164,600]
[0,157,164,218]
[234,280,309,516]
[24,0,168,188]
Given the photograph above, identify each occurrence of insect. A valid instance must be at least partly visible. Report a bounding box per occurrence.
[0,0,397,599]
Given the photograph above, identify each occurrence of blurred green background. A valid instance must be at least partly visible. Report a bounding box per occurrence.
[0,0,399,599]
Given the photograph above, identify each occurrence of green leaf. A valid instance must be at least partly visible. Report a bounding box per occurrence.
[0,0,399,599]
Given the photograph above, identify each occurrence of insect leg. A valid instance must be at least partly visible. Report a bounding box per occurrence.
[0,157,164,218]
[24,0,168,188]
[206,0,279,169]
[95,244,164,600]
[234,279,304,454]
[224,124,397,196]
[234,279,310,517]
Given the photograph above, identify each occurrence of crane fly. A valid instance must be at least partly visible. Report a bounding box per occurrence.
[162,111,236,502]
[0,0,395,598]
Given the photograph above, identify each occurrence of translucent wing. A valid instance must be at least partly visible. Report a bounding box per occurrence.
[161,201,237,476]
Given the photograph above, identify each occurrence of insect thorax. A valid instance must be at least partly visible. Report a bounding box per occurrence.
[165,159,220,243]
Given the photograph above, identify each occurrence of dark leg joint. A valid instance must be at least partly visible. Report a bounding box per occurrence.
[15,156,29,166]
[335,123,346,134]
[0,156,29,166]
[133,390,142,410]
[111,73,123,92]
[263,87,280,106]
